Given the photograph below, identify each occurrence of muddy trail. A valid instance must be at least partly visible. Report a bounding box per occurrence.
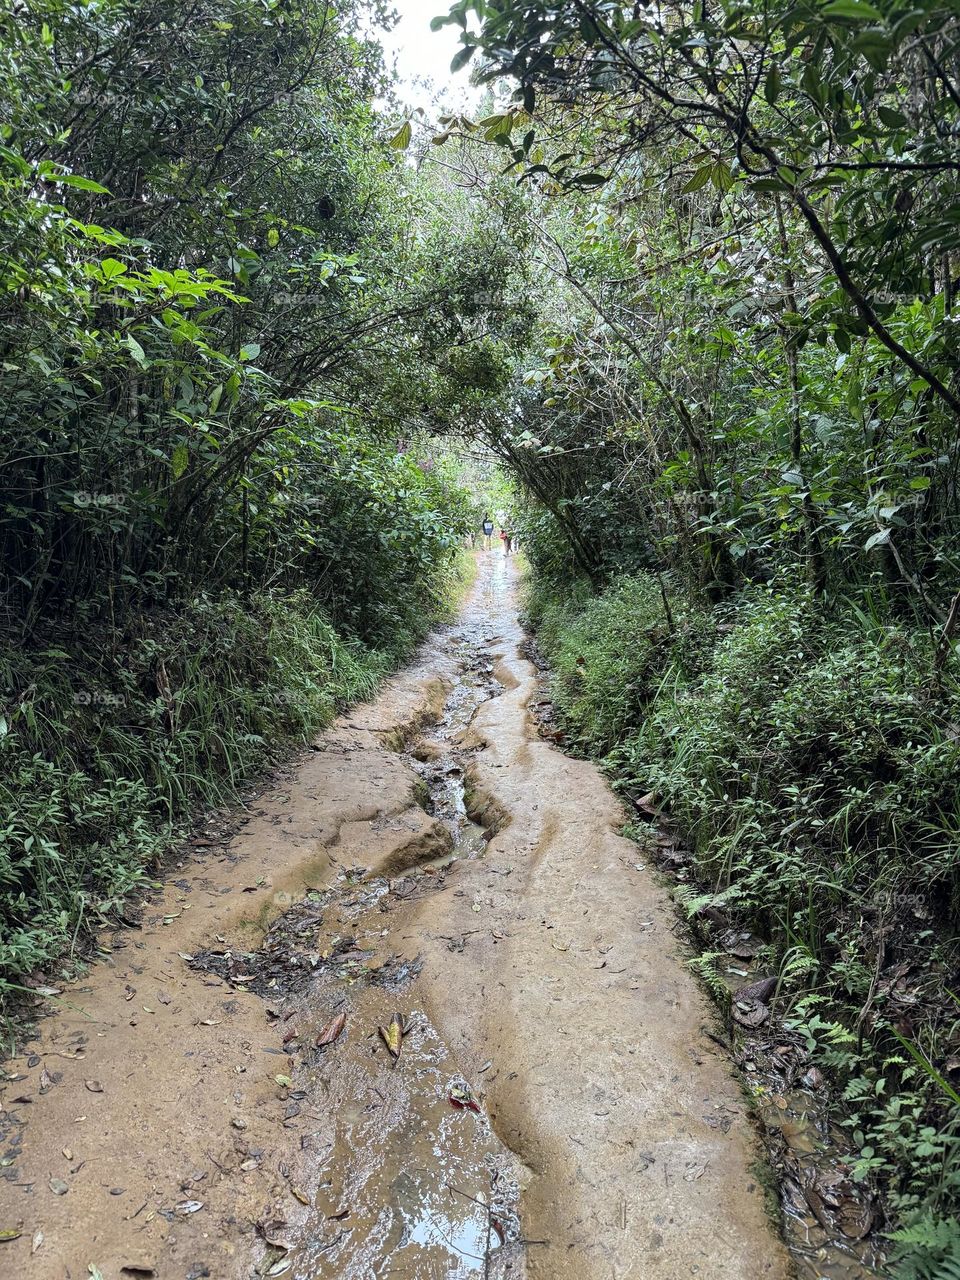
[0,556,874,1280]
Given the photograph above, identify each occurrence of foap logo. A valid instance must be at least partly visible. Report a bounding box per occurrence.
[72,689,125,708]
[72,491,127,510]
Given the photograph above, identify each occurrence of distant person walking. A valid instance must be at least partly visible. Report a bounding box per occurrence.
[482,514,494,551]
[499,525,512,556]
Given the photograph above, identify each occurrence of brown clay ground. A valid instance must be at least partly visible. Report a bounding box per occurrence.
[0,555,790,1280]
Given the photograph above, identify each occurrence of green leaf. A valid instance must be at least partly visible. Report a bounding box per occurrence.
[764,65,781,105]
[877,105,908,128]
[822,0,883,19]
[50,173,111,194]
[389,121,412,151]
[171,444,189,479]
[99,258,128,280]
[711,159,735,192]
[239,342,261,361]
[122,335,147,367]
[266,228,280,248]
[450,44,476,72]
[864,528,891,552]
[682,165,713,193]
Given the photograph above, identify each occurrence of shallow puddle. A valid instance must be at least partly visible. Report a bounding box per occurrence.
[286,1010,522,1280]
[754,1085,887,1279]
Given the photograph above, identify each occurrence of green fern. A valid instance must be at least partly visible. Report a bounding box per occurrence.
[889,1213,960,1280]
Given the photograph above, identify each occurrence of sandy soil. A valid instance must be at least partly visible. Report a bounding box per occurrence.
[0,554,790,1280]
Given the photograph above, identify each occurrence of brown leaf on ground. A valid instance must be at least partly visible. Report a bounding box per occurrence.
[719,930,762,959]
[731,999,769,1029]
[801,1066,824,1090]
[734,975,777,1005]
[316,1012,347,1048]
[839,1200,874,1240]
[256,1218,294,1250]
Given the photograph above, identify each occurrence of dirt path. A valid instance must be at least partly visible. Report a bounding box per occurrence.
[0,555,789,1280]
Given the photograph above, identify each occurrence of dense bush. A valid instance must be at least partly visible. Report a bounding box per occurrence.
[0,0,517,1012]
[526,573,712,753]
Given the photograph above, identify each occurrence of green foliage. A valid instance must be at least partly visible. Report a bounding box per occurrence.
[889,1212,960,1280]
[527,574,711,754]
[0,0,525,1008]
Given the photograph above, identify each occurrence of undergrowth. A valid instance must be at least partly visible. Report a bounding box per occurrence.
[525,570,960,1279]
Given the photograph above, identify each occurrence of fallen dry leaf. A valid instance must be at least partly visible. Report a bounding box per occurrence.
[31,1229,43,1254]
[315,1012,346,1048]
[49,1178,69,1196]
[448,1083,481,1114]
[731,999,769,1029]
[84,1079,104,1093]
[734,975,777,1005]
[378,1012,405,1064]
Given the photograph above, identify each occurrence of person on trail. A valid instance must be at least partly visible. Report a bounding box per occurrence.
[499,526,511,556]
[482,514,494,550]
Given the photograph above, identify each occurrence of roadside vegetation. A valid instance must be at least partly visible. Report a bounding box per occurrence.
[0,0,528,1018]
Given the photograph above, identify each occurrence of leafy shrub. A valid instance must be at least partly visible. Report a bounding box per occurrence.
[527,572,713,754]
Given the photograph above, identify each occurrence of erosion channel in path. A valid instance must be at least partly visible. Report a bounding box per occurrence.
[4,554,806,1280]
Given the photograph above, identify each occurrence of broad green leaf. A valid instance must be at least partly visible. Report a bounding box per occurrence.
[50,173,111,194]
[682,165,713,193]
[450,44,476,72]
[122,335,147,366]
[171,444,189,478]
[99,258,128,280]
[864,528,891,552]
[822,0,883,19]
[877,105,908,128]
[389,121,412,150]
